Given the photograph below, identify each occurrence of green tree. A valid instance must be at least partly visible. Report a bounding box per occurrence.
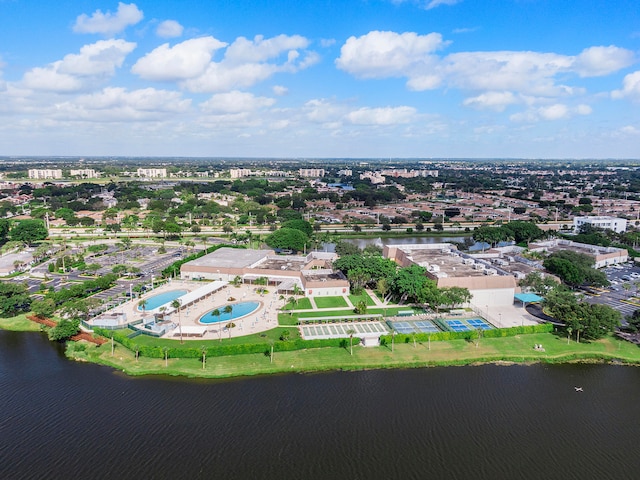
[347,328,356,355]
[172,299,183,344]
[10,219,48,244]
[225,321,236,339]
[282,219,313,237]
[334,240,361,257]
[265,227,308,252]
[138,299,148,315]
[0,283,31,316]
[31,298,56,319]
[354,300,367,315]
[48,319,79,341]
[390,265,431,303]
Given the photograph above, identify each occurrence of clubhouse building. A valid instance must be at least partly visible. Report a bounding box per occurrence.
[180,248,350,297]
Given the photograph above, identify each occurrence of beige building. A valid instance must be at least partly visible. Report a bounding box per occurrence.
[528,239,628,268]
[181,248,349,297]
[70,168,99,178]
[299,168,325,178]
[28,169,62,179]
[137,168,167,178]
[383,243,518,308]
[230,168,252,178]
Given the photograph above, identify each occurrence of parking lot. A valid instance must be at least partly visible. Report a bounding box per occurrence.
[583,262,640,324]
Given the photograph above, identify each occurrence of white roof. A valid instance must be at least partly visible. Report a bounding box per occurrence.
[161,281,226,315]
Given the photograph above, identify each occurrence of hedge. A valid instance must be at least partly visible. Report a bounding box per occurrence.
[380,323,553,345]
[94,327,350,359]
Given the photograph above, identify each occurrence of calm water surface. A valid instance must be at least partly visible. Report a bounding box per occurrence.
[2,330,640,480]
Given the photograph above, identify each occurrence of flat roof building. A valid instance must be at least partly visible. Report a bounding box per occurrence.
[574,216,627,234]
[383,243,518,308]
[28,169,62,180]
[137,168,167,178]
[180,248,349,297]
[528,239,628,268]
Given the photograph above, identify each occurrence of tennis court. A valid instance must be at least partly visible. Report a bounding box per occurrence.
[466,318,493,330]
[445,319,471,332]
[300,321,388,340]
[414,320,440,333]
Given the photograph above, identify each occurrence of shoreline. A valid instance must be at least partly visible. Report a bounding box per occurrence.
[63,330,640,379]
[4,318,639,380]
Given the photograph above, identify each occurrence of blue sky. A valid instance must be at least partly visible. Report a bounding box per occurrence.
[0,0,639,158]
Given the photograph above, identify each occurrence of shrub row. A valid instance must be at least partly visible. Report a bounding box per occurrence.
[94,328,348,359]
[380,323,553,345]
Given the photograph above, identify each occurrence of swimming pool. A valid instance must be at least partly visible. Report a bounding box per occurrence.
[139,290,188,311]
[199,302,261,324]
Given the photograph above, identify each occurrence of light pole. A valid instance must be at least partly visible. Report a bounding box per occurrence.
[129,283,133,300]
[486,304,489,322]
[498,312,502,328]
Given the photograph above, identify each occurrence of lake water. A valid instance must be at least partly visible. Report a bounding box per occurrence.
[2,330,640,480]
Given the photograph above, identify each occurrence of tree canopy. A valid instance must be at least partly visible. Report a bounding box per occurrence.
[10,219,48,244]
[265,227,308,252]
[544,287,620,340]
[543,251,608,287]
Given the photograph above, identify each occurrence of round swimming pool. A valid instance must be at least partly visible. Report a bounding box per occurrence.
[138,290,188,311]
[199,301,261,324]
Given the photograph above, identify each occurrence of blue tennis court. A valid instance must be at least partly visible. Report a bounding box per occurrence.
[467,318,493,330]
[414,320,439,333]
[445,319,470,332]
[393,322,417,334]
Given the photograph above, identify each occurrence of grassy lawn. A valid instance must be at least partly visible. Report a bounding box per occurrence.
[283,297,312,310]
[122,326,301,349]
[70,331,640,379]
[0,314,43,332]
[349,291,376,307]
[279,306,406,324]
[314,296,349,308]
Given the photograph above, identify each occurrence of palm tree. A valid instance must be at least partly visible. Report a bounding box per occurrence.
[201,346,207,369]
[171,299,183,344]
[225,322,236,339]
[163,347,169,367]
[211,308,222,342]
[223,305,234,339]
[567,327,573,344]
[138,299,147,315]
[347,328,356,355]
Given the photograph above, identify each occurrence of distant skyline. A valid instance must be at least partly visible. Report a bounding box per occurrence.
[0,1,639,159]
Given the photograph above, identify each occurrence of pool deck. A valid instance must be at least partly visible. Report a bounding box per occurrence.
[116,280,285,340]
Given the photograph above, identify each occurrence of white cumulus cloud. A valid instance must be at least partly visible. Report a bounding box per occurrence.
[612,71,640,101]
[336,31,447,79]
[346,106,416,125]
[73,2,143,36]
[182,34,318,93]
[510,103,592,123]
[23,39,136,92]
[337,30,635,103]
[272,85,288,96]
[156,20,183,39]
[131,37,227,82]
[200,90,275,114]
[462,91,518,111]
[573,45,635,77]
